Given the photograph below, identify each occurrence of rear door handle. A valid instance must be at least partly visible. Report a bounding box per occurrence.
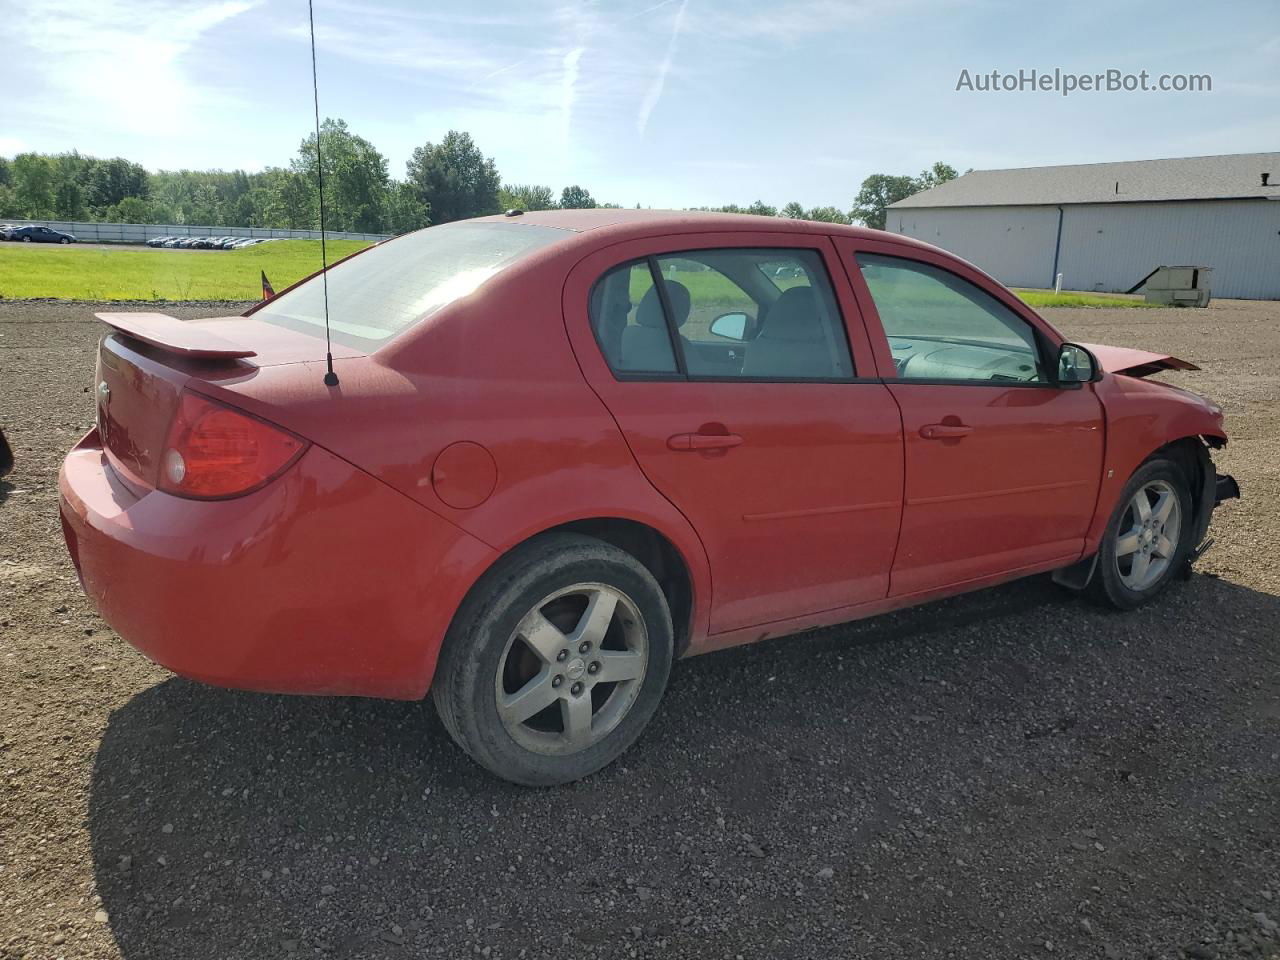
[919,423,973,440]
[668,432,745,451]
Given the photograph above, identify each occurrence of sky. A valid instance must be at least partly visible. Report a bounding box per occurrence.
[1,0,1277,210]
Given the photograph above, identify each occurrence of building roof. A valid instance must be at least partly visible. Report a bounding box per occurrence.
[891,152,1280,208]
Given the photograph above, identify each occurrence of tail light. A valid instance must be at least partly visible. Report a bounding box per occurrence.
[159,391,307,499]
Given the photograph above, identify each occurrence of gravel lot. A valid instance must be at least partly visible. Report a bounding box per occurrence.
[1,298,1277,960]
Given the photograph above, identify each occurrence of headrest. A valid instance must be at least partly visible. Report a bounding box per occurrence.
[759,286,822,341]
[636,280,692,329]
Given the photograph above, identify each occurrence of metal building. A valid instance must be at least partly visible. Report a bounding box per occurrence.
[887,152,1280,300]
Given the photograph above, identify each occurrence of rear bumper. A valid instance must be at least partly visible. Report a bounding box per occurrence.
[59,429,494,699]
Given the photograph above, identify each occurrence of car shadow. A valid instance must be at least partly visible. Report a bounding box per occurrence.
[88,572,1280,959]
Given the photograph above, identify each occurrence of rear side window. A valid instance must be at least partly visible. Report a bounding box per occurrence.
[589,248,853,381]
[589,260,677,374]
[255,221,566,347]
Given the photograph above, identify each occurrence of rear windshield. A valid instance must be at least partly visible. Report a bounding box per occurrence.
[254,221,567,346]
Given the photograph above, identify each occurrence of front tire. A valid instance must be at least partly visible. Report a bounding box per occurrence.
[1090,457,1194,609]
[433,533,673,786]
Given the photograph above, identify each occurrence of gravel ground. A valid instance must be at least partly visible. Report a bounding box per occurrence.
[1,299,1277,960]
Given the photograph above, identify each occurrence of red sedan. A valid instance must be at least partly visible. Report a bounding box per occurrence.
[59,210,1238,785]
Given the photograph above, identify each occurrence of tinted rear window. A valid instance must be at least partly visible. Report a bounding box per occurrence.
[255,222,567,347]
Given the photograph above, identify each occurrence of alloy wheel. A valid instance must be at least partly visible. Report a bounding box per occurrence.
[1114,479,1182,590]
[495,583,648,756]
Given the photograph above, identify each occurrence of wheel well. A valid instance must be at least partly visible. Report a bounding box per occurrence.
[1148,435,1210,523]
[548,518,694,656]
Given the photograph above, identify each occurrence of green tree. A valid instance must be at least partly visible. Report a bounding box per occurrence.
[916,161,959,190]
[499,183,556,211]
[0,184,19,218]
[265,170,317,229]
[559,184,596,209]
[291,119,391,232]
[110,196,153,223]
[86,157,149,211]
[805,206,851,224]
[11,153,57,217]
[386,180,431,234]
[746,200,777,217]
[850,173,917,230]
[149,170,198,224]
[53,179,88,219]
[851,161,960,230]
[780,201,806,218]
[405,130,501,224]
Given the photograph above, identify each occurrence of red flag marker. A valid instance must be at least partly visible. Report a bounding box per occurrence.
[261,270,275,300]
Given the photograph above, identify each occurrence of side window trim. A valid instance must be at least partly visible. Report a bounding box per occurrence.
[646,255,688,377]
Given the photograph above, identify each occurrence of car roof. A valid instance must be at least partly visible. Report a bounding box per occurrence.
[469,207,943,254]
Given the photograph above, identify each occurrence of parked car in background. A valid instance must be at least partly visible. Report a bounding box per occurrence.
[147,236,174,247]
[0,224,18,240]
[58,210,1239,787]
[12,225,76,244]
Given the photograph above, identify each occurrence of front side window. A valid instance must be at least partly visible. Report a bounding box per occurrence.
[857,253,1046,383]
[589,248,853,380]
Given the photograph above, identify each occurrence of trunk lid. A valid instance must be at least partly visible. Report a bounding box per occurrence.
[1081,342,1200,378]
[93,312,358,490]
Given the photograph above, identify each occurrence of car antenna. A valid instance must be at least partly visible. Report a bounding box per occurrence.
[308,0,338,387]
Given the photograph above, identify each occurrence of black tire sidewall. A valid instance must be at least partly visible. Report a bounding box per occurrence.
[1094,458,1194,609]
[436,535,673,786]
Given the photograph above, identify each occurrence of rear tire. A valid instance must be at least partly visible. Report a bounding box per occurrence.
[1089,457,1194,610]
[433,533,673,786]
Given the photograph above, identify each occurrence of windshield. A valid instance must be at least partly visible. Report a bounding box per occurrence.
[254,221,568,346]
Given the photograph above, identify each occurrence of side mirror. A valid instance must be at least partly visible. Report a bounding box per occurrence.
[1057,342,1100,385]
[710,312,749,341]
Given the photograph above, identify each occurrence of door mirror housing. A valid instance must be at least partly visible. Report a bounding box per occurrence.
[709,312,749,341]
[1057,342,1100,385]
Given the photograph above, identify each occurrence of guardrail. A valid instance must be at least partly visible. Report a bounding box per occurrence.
[1,220,389,245]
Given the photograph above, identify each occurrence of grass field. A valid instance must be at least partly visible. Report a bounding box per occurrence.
[0,240,1152,308]
[0,238,369,301]
[1014,288,1153,308]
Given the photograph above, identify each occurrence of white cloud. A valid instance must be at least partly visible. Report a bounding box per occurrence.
[636,0,689,135]
[560,47,585,147]
[5,0,256,139]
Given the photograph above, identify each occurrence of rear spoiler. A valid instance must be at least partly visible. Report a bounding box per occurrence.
[95,312,256,359]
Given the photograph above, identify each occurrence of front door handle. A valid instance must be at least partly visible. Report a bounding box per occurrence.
[919,423,973,440]
[668,432,745,451]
